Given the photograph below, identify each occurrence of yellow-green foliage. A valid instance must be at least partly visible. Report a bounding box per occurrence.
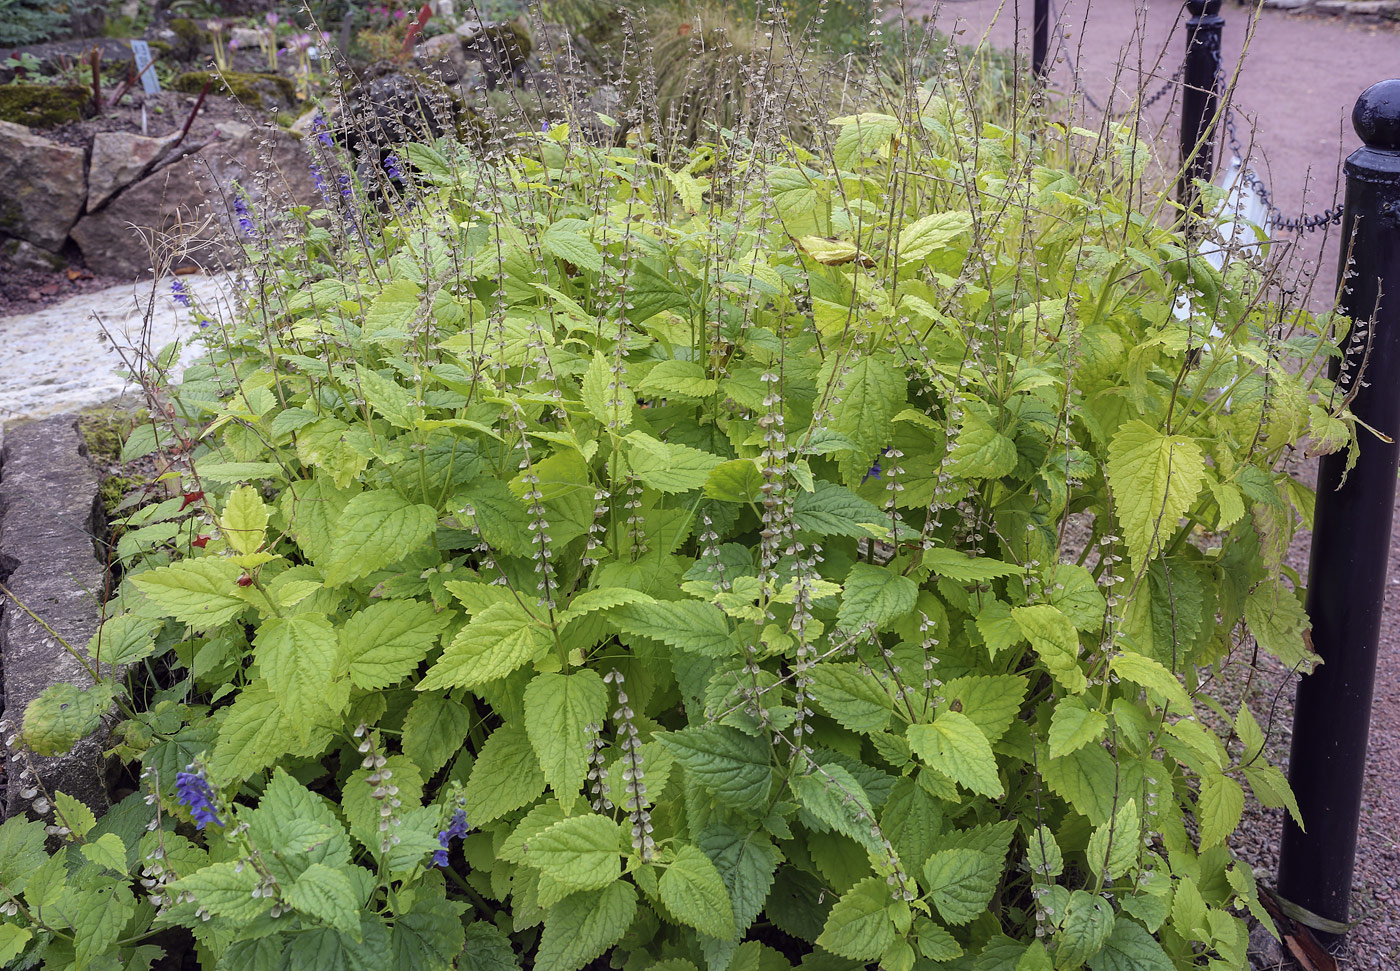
[0,84,91,127]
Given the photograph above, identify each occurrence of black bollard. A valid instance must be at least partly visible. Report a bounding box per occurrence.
[1277,79,1400,941]
[1178,0,1223,210]
[1032,0,1049,80]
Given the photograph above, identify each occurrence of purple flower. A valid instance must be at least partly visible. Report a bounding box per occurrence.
[384,154,403,181]
[338,174,353,200]
[313,111,334,148]
[862,446,894,484]
[310,161,332,205]
[433,808,469,867]
[232,190,255,236]
[171,279,192,307]
[265,11,279,26]
[175,765,223,829]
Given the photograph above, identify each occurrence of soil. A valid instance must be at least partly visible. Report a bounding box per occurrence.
[0,256,124,318]
[39,86,251,149]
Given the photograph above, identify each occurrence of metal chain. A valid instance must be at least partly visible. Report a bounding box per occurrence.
[1216,73,1344,233]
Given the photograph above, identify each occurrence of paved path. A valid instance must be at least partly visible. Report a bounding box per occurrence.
[0,273,233,433]
[913,0,1400,308]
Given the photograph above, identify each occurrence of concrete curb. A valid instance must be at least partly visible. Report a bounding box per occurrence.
[0,415,113,819]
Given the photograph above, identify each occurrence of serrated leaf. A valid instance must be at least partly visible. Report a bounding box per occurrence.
[947,411,1018,479]
[1106,420,1206,571]
[943,674,1027,744]
[460,921,522,971]
[524,671,608,797]
[816,876,895,960]
[129,556,246,629]
[1196,770,1244,848]
[285,863,361,937]
[86,613,160,668]
[1042,742,1118,825]
[23,682,115,756]
[793,480,887,537]
[392,896,469,971]
[365,278,421,334]
[1245,580,1318,673]
[1085,798,1140,879]
[524,814,622,891]
[465,723,546,824]
[543,221,603,272]
[705,459,766,503]
[80,832,128,874]
[342,599,453,690]
[1047,563,1108,631]
[838,563,916,632]
[628,441,723,493]
[896,211,973,265]
[696,824,781,936]
[221,484,269,554]
[611,600,736,656]
[907,711,1003,798]
[1242,761,1303,829]
[255,614,349,740]
[1027,825,1064,878]
[658,724,771,812]
[1087,917,1173,971]
[535,880,637,971]
[638,360,718,399]
[1056,890,1115,967]
[923,848,1001,925]
[64,883,136,969]
[923,548,1019,583]
[661,844,736,939]
[170,860,272,921]
[324,490,438,585]
[1048,698,1108,758]
[1011,604,1087,694]
[791,763,881,852]
[1110,653,1191,709]
[582,351,632,429]
[402,694,473,776]
[0,925,32,966]
[808,663,894,733]
[418,602,548,690]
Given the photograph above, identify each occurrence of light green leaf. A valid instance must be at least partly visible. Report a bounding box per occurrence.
[535,880,637,971]
[392,896,470,971]
[255,614,349,739]
[696,824,781,936]
[1243,761,1303,829]
[524,671,608,797]
[129,556,246,629]
[1087,918,1174,971]
[820,356,906,482]
[815,876,895,961]
[1106,420,1206,571]
[1056,890,1116,967]
[638,360,718,399]
[86,613,160,667]
[221,484,269,554]
[465,723,547,824]
[418,602,548,690]
[838,563,917,632]
[923,548,1019,583]
[523,814,621,891]
[793,481,887,537]
[658,724,771,812]
[896,211,974,265]
[402,694,473,776]
[942,674,1027,744]
[831,112,900,167]
[64,883,136,969]
[365,278,421,334]
[947,412,1018,479]
[628,441,723,494]
[1048,698,1108,758]
[808,663,894,733]
[582,351,631,429]
[358,368,423,430]
[1047,564,1108,631]
[611,599,736,656]
[169,860,271,921]
[0,925,32,966]
[790,763,881,852]
[1042,742,1118,825]
[1245,580,1318,673]
[1027,825,1064,878]
[660,844,736,939]
[907,711,1003,798]
[324,490,437,585]
[1110,653,1191,709]
[23,682,115,756]
[923,848,1001,926]
[80,833,128,874]
[543,221,603,272]
[284,863,361,937]
[1197,770,1244,848]
[1011,604,1087,694]
[1085,798,1141,879]
[705,459,766,503]
[342,599,453,690]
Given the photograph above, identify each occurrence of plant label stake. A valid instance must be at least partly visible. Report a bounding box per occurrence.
[1277,78,1400,943]
[131,40,160,95]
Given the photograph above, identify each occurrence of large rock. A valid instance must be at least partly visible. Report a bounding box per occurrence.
[0,416,112,819]
[70,122,317,279]
[86,131,182,211]
[0,121,87,252]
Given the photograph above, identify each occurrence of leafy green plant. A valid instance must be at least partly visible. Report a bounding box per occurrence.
[0,44,1346,971]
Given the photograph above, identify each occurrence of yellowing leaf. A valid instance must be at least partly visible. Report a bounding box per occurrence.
[907,711,1003,798]
[896,211,973,265]
[1011,604,1087,694]
[220,484,268,555]
[1106,420,1206,571]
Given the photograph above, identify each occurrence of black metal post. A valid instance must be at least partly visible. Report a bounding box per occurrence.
[1178,0,1223,210]
[1277,79,1400,942]
[1032,0,1049,80]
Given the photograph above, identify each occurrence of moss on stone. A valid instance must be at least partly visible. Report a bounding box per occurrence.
[0,84,92,128]
[166,17,205,60]
[172,70,295,110]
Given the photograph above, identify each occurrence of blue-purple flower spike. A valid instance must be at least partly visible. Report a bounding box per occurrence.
[175,764,223,830]
[232,191,255,236]
[433,808,469,867]
[171,280,192,308]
